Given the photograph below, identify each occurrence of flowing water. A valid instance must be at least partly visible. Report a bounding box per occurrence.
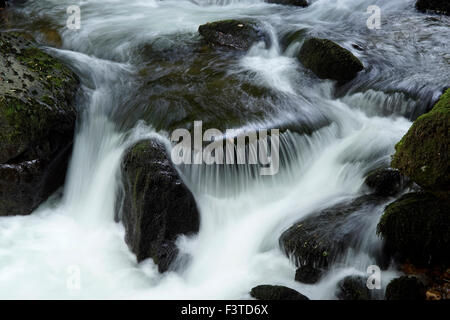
[0,0,449,299]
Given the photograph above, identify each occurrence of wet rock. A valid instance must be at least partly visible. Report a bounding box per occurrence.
[0,32,79,216]
[250,285,309,300]
[391,88,449,200]
[385,276,426,300]
[295,264,324,284]
[198,19,266,51]
[377,192,450,266]
[280,194,386,269]
[336,276,371,300]
[119,139,200,273]
[298,38,363,83]
[364,168,405,197]
[267,0,308,7]
[416,0,449,15]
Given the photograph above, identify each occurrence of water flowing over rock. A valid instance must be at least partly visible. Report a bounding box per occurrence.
[298,38,364,83]
[391,89,450,200]
[119,139,200,273]
[0,32,79,216]
[198,20,266,51]
[250,285,309,300]
[294,265,323,284]
[280,195,387,270]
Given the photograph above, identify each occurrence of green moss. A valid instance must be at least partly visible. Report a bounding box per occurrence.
[391,89,450,198]
[377,192,450,266]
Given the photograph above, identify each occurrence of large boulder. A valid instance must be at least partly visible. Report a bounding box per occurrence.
[298,38,364,83]
[416,0,449,15]
[280,195,386,269]
[250,285,309,300]
[267,0,308,6]
[377,192,450,266]
[391,89,449,200]
[336,276,371,300]
[385,276,426,300]
[0,32,79,216]
[198,20,266,51]
[119,139,200,272]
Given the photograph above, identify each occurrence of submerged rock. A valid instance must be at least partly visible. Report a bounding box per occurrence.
[280,195,386,269]
[267,0,308,6]
[250,285,309,300]
[385,276,426,300]
[364,168,405,197]
[391,89,449,200]
[119,139,200,273]
[377,192,450,267]
[198,19,266,51]
[0,32,79,216]
[295,264,324,284]
[298,38,363,83]
[336,276,371,300]
[416,0,449,15]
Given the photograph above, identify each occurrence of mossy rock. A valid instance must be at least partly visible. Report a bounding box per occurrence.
[198,19,266,51]
[377,192,450,266]
[385,276,426,300]
[0,32,79,215]
[364,168,406,197]
[119,139,200,272]
[391,89,450,199]
[336,276,371,300]
[250,285,309,300]
[298,38,364,83]
[416,0,449,15]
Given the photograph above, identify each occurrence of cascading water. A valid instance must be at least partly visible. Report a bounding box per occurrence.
[0,0,448,299]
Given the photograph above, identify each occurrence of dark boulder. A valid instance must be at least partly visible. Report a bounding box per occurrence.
[0,32,79,216]
[267,0,308,7]
[385,276,426,300]
[119,139,200,273]
[280,195,386,269]
[377,192,450,267]
[336,276,371,300]
[198,19,266,51]
[250,285,309,300]
[391,88,449,200]
[298,38,363,83]
[364,168,405,197]
[416,0,449,15]
[295,264,324,284]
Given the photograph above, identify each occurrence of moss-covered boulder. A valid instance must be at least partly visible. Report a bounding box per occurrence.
[336,276,371,300]
[391,89,449,199]
[119,139,200,273]
[298,38,364,83]
[198,20,266,51]
[250,285,309,300]
[0,32,79,216]
[377,192,450,266]
[416,0,449,15]
[385,276,426,300]
[267,0,308,6]
[280,195,386,269]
